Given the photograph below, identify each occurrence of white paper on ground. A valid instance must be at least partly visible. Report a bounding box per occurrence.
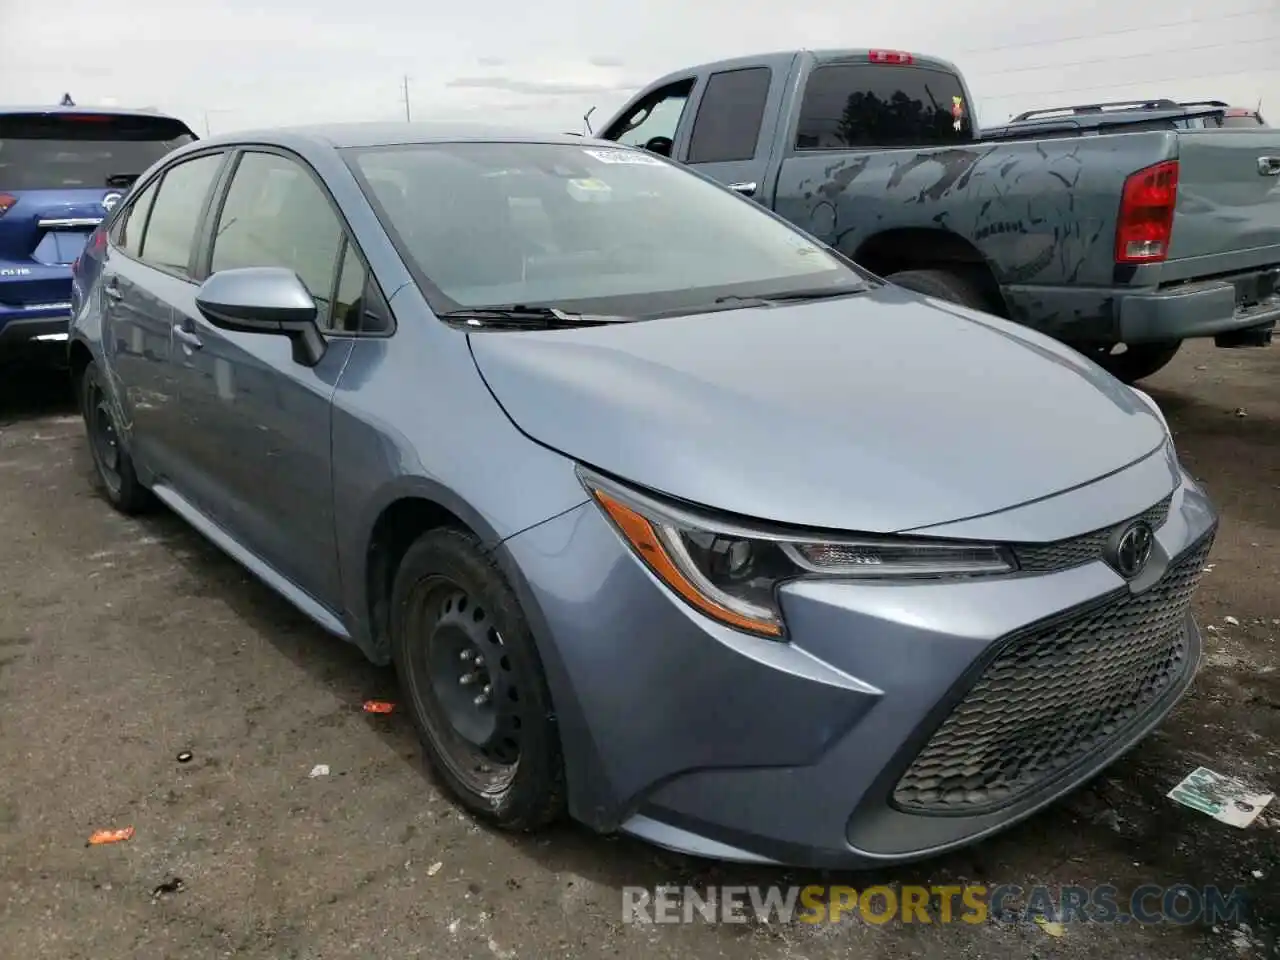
[1167,766,1273,827]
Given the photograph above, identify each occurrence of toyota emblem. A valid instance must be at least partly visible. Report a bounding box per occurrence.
[1109,520,1155,579]
[102,192,123,212]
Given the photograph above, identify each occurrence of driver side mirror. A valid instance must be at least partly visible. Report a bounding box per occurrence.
[195,267,327,367]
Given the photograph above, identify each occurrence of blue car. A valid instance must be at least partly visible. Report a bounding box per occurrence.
[0,105,195,352]
[69,124,1218,867]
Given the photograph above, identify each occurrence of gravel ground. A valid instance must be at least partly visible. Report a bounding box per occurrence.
[0,339,1277,960]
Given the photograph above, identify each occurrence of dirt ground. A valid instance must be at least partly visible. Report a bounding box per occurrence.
[0,339,1277,960]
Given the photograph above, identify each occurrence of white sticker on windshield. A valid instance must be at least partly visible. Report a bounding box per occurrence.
[567,177,612,202]
[582,148,665,165]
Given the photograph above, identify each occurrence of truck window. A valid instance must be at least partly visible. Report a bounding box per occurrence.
[603,80,695,154]
[795,63,973,150]
[687,67,772,164]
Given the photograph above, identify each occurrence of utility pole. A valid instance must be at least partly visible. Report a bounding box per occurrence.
[202,109,232,136]
[402,75,412,122]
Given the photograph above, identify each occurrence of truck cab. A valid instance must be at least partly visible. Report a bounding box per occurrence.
[599,49,976,210]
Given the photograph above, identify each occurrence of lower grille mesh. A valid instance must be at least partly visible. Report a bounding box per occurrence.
[892,533,1214,815]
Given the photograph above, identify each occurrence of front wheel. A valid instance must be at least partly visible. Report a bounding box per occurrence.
[1082,341,1182,384]
[390,527,566,831]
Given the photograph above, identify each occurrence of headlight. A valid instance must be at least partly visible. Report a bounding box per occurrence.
[1131,386,1171,435]
[580,469,1016,639]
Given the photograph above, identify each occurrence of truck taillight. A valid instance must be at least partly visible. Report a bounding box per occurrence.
[868,50,915,65]
[0,193,15,217]
[1115,160,1178,264]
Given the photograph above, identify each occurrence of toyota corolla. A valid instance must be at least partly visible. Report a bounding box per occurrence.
[68,124,1218,867]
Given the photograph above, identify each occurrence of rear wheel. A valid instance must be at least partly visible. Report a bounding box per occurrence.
[1082,341,1182,384]
[390,527,565,831]
[886,267,996,314]
[80,361,153,514]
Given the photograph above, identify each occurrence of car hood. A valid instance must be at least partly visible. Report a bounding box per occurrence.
[468,286,1169,533]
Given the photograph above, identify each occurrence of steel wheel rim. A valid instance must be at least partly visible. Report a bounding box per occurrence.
[87,382,123,495]
[404,576,522,795]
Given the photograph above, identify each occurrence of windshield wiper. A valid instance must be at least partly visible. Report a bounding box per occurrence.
[105,173,141,188]
[438,305,634,329]
[713,285,868,307]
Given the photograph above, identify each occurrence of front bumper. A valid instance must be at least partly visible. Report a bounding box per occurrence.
[503,455,1218,868]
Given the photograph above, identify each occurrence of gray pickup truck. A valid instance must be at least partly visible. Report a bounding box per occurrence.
[597,49,1280,382]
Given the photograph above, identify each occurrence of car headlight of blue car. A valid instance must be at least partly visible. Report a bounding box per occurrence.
[581,467,1017,638]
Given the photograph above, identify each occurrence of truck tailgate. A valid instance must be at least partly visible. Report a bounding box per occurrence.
[1169,130,1280,260]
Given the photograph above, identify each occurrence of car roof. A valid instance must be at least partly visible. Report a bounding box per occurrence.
[193,121,599,150]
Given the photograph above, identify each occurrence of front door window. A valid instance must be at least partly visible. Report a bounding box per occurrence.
[603,80,695,155]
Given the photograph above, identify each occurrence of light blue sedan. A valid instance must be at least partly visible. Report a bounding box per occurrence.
[68,123,1218,867]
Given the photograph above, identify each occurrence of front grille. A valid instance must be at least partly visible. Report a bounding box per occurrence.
[892,532,1214,815]
[1013,496,1172,574]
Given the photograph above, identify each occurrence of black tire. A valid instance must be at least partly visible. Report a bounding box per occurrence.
[886,267,995,313]
[1084,341,1182,384]
[80,361,154,514]
[390,527,565,831]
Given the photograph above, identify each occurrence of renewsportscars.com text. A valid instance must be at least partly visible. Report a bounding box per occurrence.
[622,883,1250,926]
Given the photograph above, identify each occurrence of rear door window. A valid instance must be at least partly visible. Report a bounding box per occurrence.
[687,67,772,163]
[0,113,196,191]
[138,153,224,275]
[795,63,973,150]
[111,178,159,258]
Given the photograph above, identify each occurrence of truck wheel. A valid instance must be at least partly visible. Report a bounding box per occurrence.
[1087,342,1182,384]
[886,268,995,314]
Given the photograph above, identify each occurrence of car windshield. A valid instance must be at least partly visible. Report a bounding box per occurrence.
[346,140,869,318]
[0,113,195,190]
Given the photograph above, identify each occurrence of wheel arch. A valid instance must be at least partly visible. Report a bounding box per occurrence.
[359,479,502,664]
[852,227,1010,317]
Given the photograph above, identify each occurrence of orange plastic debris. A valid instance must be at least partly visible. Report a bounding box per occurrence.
[362,700,396,714]
[87,827,134,846]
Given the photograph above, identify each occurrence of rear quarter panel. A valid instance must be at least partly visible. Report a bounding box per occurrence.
[772,131,1180,290]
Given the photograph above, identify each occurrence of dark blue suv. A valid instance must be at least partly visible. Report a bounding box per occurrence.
[0,105,196,353]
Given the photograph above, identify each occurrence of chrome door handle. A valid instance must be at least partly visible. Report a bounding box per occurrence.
[173,325,203,350]
[104,279,124,301]
[728,181,757,196]
[1258,156,1280,177]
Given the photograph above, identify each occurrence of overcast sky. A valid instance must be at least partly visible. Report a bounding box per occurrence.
[2,0,1275,133]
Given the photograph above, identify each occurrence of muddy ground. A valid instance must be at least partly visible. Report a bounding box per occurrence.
[0,339,1277,959]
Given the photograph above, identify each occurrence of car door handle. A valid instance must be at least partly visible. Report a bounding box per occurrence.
[728,181,758,196]
[173,325,203,350]
[104,279,124,301]
[1259,156,1280,177]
